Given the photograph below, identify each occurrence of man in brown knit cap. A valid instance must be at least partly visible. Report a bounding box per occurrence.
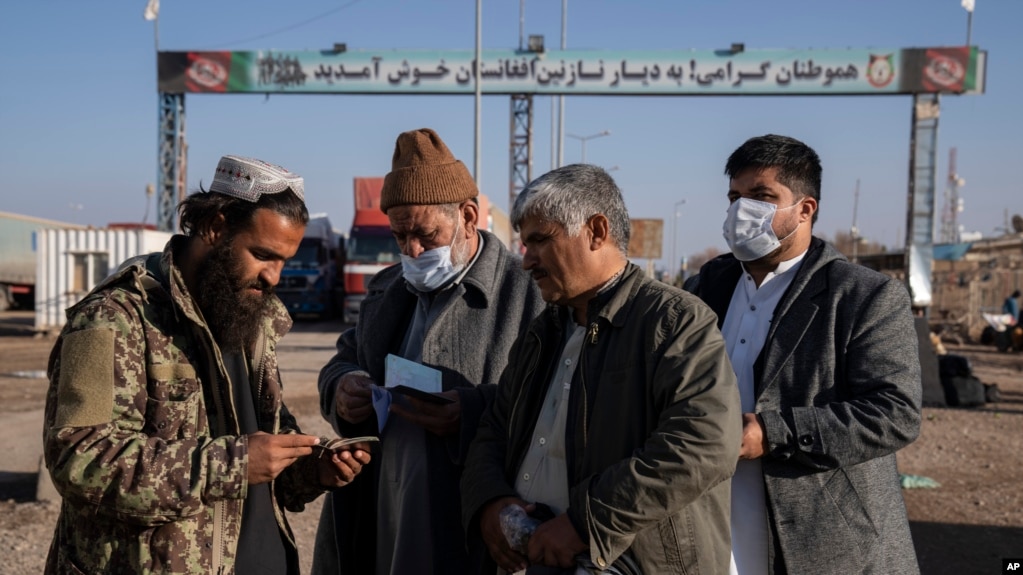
[313,128,546,575]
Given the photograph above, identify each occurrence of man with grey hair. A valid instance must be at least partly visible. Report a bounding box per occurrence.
[461,164,741,574]
[314,128,545,575]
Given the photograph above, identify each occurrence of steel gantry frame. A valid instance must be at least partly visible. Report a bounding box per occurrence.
[154,88,949,290]
[154,87,948,301]
[155,92,531,238]
[508,94,533,252]
[905,93,941,311]
[157,93,187,232]
[154,46,984,287]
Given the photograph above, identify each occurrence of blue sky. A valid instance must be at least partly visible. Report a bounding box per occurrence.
[2,1,1020,272]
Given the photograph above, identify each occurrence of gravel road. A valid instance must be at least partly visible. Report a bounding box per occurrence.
[1,311,1020,574]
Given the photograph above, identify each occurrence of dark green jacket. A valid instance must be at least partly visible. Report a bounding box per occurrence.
[44,237,326,574]
[462,263,741,574]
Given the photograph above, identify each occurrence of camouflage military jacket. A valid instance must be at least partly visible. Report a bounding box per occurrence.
[43,237,325,574]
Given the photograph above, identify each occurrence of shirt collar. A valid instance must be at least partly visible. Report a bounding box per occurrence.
[741,248,808,287]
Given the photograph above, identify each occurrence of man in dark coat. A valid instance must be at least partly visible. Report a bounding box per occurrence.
[685,134,922,574]
[312,128,545,575]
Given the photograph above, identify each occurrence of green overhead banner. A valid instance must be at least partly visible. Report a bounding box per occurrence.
[158,46,985,96]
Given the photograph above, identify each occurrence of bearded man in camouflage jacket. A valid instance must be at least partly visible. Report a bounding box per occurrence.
[43,156,370,574]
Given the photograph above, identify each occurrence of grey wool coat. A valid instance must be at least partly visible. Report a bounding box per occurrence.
[685,237,922,575]
[314,230,546,574]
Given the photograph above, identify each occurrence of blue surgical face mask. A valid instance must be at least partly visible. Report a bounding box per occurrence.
[400,245,465,292]
[722,198,801,262]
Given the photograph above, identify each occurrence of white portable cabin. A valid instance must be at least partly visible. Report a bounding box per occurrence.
[35,227,172,332]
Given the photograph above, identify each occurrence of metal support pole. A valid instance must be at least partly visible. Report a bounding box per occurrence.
[566,131,610,165]
[474,0,482,186]
[672,199,686,284]
[550,98,556,170]
[509,94,533,252]
[157,92,186,232]
[966,10,973,47]
[851,178,860,264]
[904,93,940,313]
[518,0,524,51]
[556,0,567,168]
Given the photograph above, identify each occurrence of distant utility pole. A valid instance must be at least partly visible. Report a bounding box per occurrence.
[940,147,964,244]
[566,130,610,164]
[671,198,686,283]
[473,0,482,187]
[556,0,567,167]
[851,178,860,264]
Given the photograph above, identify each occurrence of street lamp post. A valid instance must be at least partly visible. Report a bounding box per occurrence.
[671,199,687,285]
[566,130,611,164]
[473,0,482,186]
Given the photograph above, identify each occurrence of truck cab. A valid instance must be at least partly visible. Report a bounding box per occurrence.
[277,215,344,319]
[342,209,400,324]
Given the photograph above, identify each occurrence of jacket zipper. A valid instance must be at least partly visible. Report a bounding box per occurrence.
[254,331,296,552]
[580,322,599,450]
[194,327,230,574]
[253,332,269,431]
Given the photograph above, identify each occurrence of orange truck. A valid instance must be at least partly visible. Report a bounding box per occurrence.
[342,178,400,324]
[341,178,499,325]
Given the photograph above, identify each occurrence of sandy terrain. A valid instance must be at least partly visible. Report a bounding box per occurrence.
[0,310,1020,574]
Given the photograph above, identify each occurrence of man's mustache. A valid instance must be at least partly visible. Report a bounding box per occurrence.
[241,279,274,295]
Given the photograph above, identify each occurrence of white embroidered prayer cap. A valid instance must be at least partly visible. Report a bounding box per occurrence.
[208,155,305,202]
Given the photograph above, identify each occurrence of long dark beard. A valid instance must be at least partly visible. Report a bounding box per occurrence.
[195,236,275,352]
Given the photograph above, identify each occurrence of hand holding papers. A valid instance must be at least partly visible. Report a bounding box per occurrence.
[391,385,456,404]
[373,354,461,437]
[369,355,457,434]
[384,354,453,405]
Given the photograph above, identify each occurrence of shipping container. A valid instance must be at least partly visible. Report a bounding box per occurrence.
[35,228,172,332]
[0,211,86,311]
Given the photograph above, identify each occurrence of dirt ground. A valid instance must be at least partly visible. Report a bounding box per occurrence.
[0,311,337,575]
[0,310,1021,574]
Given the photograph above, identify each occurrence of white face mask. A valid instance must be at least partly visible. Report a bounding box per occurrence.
[400,245,465,292]
[722,198,801,262]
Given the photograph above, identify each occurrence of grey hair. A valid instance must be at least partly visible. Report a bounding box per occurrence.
[512,164,630,255]
[435,202,462,222]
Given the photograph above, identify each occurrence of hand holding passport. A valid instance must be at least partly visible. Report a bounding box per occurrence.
[384,354,453,405]
[368,355,456,434]
[312,436,380,458]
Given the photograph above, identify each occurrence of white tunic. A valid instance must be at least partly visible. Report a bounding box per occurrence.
[722,253,805,575]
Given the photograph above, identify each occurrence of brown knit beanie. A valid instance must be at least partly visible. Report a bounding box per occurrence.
[380,128,479,213]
